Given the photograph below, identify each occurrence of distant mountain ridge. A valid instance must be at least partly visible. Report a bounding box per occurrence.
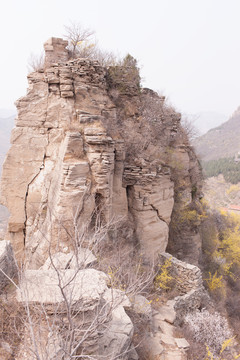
[193,106,240,161]
[193,111,227,135]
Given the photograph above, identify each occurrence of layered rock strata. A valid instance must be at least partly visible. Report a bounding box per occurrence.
[0,37,201,267]
[0,37,205,360]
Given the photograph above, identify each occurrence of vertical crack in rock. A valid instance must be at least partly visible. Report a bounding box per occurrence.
[150,203,168,226]
[23,153,47,245]
[23,130,50,246]
[1,37,202,269]
[43,81,50,126]
[0,37,206,360]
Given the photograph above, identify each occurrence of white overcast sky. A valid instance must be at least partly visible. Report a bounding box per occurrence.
[0,0,240,118]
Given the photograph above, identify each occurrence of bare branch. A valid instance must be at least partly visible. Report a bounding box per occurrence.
[64,22,96,59]
[181,115,200,142]
[28,52,44,72]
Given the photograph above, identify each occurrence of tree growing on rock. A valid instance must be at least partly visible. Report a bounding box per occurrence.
[64,22,96,59]
[64,22,118,67]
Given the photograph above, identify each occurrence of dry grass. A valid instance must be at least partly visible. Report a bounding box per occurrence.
[0,298,24,359]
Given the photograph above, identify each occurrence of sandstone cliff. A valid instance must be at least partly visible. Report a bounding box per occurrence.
[0,37,202,267]
[0,37,209,360]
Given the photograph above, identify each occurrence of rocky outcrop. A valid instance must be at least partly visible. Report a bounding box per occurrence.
[0,53,118,264]
[0,37,201,267]
[16,267,135,359]
[0,37,206,360]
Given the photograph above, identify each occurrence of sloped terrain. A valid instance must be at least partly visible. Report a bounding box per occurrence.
[193,111,227,135]
[193,107,240,161]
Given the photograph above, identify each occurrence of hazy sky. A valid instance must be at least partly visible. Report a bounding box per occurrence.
[1,0,240,119]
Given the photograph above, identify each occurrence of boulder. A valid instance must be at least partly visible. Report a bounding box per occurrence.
[41,248,97,270]
[17,268,108,311]
[131,294,152,318]
[16,267,135,359]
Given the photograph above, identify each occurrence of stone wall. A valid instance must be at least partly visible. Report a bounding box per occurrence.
[173,287,211,325]
[44,37,68,68]
[159,252,203,295]
[159,252,211,325]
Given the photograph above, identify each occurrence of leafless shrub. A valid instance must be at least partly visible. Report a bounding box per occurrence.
[226,294,240,321]
[28,52,44,72]
[139,90,167,143]
[64,22,119,67]
[1,207,156,359]
[91,48,120,67]
[185,309,232,355]
[64,22,96,59]
[99,244,155,297]
[181,115,199,143]
[109,89,180,161]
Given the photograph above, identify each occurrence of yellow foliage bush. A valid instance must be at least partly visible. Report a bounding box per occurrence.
[107,265,127,291]
[221,227,240,266]
[205,271,224,292]
[179,208,207,227]
[219,208,228,217]
[154,257,173,291]
[205,337,240,360]
[216,213,240,271]
[200,197,209,209]
[226,184,240,197]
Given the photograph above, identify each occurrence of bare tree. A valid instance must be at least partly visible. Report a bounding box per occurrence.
[64,22,96,59]
[91,48,119,67]
[64,22,120,67]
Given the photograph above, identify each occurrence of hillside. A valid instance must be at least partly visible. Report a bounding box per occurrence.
[202,174,240,209]
[193,106,240,161]
[193,111,227,135]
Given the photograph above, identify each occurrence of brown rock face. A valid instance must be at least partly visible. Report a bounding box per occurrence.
[0,38,201,266]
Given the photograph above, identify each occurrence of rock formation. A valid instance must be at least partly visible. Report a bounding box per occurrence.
[0,37,205,359]
[0,37,202,267]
